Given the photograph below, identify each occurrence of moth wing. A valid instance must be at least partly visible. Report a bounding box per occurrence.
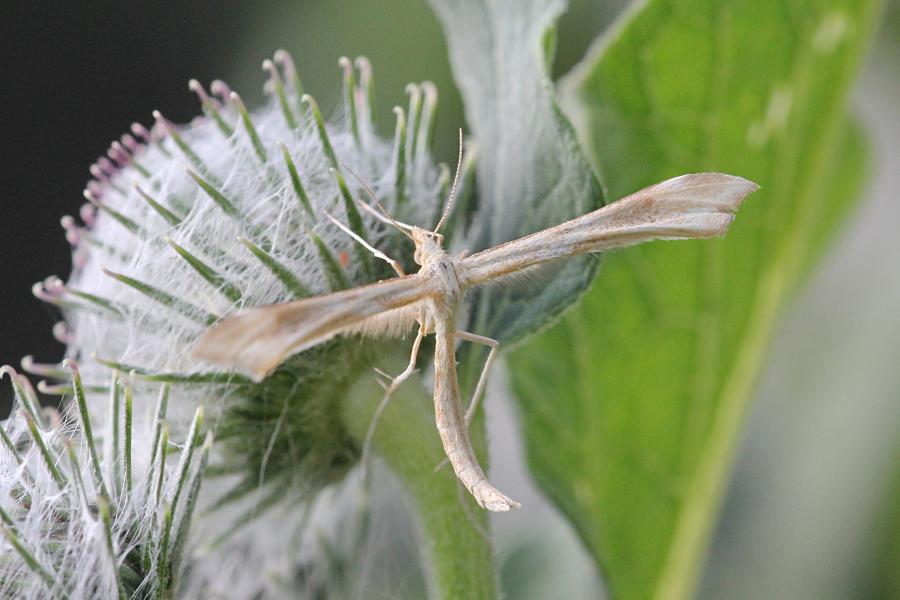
[193,273,436,381]
[459,173,757,286]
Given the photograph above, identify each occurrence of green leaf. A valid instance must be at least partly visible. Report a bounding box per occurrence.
[427,0,605,342]
[507,1,882,599]
[860,461,900,600]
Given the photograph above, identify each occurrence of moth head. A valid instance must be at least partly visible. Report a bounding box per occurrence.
[411,227,444,265]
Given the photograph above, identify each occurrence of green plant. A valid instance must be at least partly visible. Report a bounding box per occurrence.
[0,0,881,598]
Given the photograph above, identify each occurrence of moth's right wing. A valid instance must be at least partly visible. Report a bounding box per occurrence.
[459,173,757,287]
[193,273,436,381]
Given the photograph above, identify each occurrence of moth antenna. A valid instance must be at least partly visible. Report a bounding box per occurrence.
[433,128,464,234]
[341,162,415,239]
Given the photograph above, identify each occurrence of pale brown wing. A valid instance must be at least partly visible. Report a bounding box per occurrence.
[459,173,758,287]
[193,273,436,381]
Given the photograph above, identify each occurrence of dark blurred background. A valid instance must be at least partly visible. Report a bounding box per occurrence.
[0,2,255,411]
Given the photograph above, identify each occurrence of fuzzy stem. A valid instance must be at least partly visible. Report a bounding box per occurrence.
[108,371,121,497]
[123,378,133,497]
[343,360,496,600]
[24,413,66,489]
[69,361,110,499]
[0,422,23,465]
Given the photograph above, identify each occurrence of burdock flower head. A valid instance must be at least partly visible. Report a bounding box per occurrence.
[2,51,468,598]
[53,50,456,482]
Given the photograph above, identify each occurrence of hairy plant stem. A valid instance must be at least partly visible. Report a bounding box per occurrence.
[344,348,497,600]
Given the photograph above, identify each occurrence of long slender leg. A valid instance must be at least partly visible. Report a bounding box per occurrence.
[433,322,519,511]
[325,213,406,276]
[455,331,499,426]
[361,322,426,465]
[432,330,500,474]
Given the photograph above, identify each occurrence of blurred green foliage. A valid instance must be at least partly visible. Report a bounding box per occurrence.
[509,0,882,598]
[231,0,624,163]
[232,0,463,160]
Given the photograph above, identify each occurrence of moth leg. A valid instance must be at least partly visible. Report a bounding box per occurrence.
[432,330,500,475]
[325,213,406,276]
[361,322,426,464]
[455,330,500,426]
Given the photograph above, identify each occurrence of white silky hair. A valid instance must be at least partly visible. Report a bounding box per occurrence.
[180,465,426,599]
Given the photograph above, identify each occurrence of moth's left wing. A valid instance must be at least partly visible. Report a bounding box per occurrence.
[193,273,436,381]
[459,173,757,287]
